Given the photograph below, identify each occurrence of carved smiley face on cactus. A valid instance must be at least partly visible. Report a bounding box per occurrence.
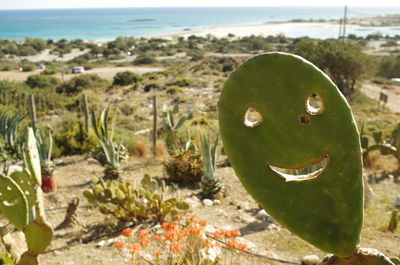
[218,52,364,257]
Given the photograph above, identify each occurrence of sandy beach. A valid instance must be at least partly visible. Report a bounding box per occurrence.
[156,22,342,39]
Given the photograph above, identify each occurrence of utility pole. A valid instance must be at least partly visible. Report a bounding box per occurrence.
[338,19,343,39]
[342,5,348,40]
[152,95,157,157]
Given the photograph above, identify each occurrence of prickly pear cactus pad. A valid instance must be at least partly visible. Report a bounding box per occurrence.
[0,176,29,230]
[218,52,363,257]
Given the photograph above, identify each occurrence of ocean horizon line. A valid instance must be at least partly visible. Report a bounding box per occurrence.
[1,5,400,11]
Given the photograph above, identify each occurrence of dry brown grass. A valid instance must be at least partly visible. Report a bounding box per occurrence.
[368,150,400,174]
[132,140,148,157]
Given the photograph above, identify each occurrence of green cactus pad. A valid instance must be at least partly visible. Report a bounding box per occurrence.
[0,176,29,230]
[10,170,37,210]
[218,52,363,256]
[25,128,42,186]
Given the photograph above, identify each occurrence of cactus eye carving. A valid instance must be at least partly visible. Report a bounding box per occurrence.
[244,107,263,128]
[306,92,324,115]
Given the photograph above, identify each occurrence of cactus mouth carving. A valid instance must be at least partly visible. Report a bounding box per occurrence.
[269,152,331,182]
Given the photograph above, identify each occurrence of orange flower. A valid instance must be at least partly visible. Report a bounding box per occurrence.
[170,243,181,253]
[138,229,149,239]
[165,230,177,241]
[122,227,133,237]
[214,230,225,239]
[228,229,241,237]
[140,238,151,248]
[227,238,238,249]
[186,214,196,222]
[154,250,161,258]
[153,234,164,242]
[188,226,202,237]
[198,219,207,227]
[238,243,249,251]
[115,241,125,249]
[161,222,177,231]
[129,243,142,254]
[161,222,169,230]
[173,215,183,221]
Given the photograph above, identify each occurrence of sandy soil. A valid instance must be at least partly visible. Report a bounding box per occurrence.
[153,22,345,40]
[361,81,400,113]
[7,49,90,63]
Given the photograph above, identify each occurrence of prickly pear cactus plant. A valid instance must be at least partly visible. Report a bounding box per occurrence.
[0,128,53,265]
[83,174,190,224]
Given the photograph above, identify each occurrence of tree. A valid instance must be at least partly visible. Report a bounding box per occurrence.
[293,39,371,96]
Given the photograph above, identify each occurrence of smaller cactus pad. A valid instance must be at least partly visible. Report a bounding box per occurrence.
[25,128,42,186]
[0,176,29,230]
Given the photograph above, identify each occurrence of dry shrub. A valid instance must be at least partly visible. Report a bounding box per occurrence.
[369,150,399,173]
[133,140,148,157]
[154,141,167,157]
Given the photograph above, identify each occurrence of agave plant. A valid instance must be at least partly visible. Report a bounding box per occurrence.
[35,127,56,192]
[162,104,193,154]
[91,108,122,179]
[0,112,24,159]
[199,131,225,199]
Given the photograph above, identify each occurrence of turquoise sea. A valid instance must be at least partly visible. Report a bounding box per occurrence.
[1,7,400,40]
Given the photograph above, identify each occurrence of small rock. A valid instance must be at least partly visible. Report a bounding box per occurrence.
[213,199,221,206]
[202,199,213,207]
[185,198,201,208]
[229,200,237,206]
[96,240,106,247]
[394,195,400,209]
[87,158,101,165]
[256,209,271,220]
[301,255,320,265]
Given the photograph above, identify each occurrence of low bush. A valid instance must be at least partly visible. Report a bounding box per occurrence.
[26,74,60,88]
[57,74,110,94]
[112,71,141,86]
[53,119,98,157]
[133,54,157,65]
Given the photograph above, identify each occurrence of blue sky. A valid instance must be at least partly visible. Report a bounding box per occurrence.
[1,0,400,9]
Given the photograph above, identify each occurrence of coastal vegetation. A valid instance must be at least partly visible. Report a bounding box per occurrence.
[0,31,399,265]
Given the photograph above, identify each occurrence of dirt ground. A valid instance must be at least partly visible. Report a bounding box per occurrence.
[361,81,400,114]
[2,153,390,265]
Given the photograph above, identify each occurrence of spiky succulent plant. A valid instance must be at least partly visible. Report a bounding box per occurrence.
[199,132,224,199]
[91,108,122,179]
